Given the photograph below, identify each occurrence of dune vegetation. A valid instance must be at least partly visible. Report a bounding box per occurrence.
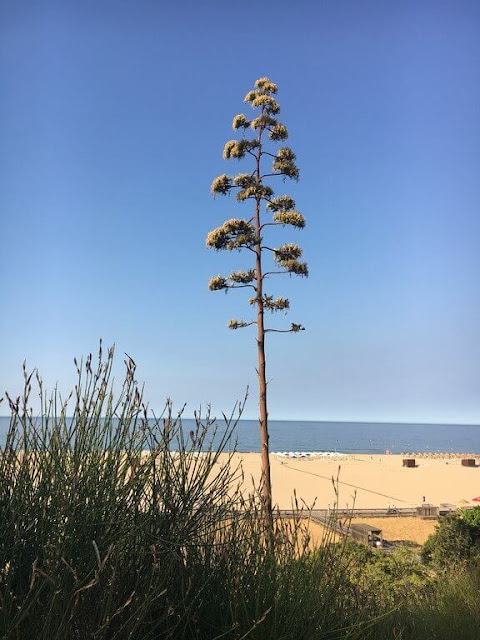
[0,347,478,639]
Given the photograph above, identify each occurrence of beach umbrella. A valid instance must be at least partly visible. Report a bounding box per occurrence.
[458,499,470,505]
[472,497,480,502]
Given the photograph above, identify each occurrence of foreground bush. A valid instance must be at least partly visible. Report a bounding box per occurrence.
[422,506,480,567]
[382,567,480,640]
[0,346,369,640]
[1,346,478,639]
[339,541,435,609]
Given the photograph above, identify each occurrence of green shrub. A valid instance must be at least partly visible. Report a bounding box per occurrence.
[422,508,480,567]
[383,567,480,640]
[338,541,435,610]
[0,346,246,639]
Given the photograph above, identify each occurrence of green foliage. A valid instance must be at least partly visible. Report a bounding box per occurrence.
[383,567,480,640]
[0,347,243,639]
[461,505,480,528]
[340,541,435,610]
[422,508,480,566]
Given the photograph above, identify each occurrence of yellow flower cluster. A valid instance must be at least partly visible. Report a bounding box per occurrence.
[237,184,273,202]
[273,243,309,276]
[269,123,288,141]
[254,77,278,94]
[274,243,303,262]
[251,94,280,115]
[228,269,256,284]
[251,295,290,313]
[244,89,258,103]
[273,147,299,179]
[232,114,250,130]
[223,139,259,160]
[279,260,308,277]
[250,114,277,130]
[228,319,250,330]
[223,140,242,159]
[233,173,256,188]
[266,196,296,212]
[273,211,305,229]
[208,275,228,291]
[210,174,232,196]
[206,219,255,251]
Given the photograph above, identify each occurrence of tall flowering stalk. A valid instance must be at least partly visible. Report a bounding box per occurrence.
[206,78,307,522]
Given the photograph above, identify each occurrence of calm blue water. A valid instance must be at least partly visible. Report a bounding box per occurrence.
[0,417,479,454]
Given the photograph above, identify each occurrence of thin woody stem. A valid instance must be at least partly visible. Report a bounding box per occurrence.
[265,328,299,333]
[260,223,282,229]
[254,105,273,529]
[225,284,256,290]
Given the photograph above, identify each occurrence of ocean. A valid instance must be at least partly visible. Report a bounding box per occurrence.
[0,417,478,454]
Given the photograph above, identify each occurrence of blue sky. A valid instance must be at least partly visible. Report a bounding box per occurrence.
[1,1,479,423]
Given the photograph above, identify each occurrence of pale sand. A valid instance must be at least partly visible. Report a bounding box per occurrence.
[299,517,437,547]
[222,453,480,510]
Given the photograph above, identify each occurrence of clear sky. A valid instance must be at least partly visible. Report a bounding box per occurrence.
[1,1,479,423]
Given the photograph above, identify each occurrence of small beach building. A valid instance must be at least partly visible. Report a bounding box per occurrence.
[349,523,384,547]
[416,504,439,519]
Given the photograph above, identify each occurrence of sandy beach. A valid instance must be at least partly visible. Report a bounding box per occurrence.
[224,453,480,510]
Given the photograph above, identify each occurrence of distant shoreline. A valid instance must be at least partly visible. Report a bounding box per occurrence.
[1,416,479,454]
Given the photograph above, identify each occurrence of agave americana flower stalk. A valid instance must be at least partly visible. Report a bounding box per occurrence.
[206,78,307,524]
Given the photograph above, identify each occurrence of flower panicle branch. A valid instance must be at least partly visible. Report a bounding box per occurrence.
[228,269,256,284]
[237,183,273,203]
[272,147,299,180]
[223,139,260,161]
[273,243,308,277]
[266,196,296,212]
[206,219,255,251]
[228,319,255,330]
[273,211,305,229]
[211,174,233,196]
[249,295,290,313]
[266,323,306,333]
